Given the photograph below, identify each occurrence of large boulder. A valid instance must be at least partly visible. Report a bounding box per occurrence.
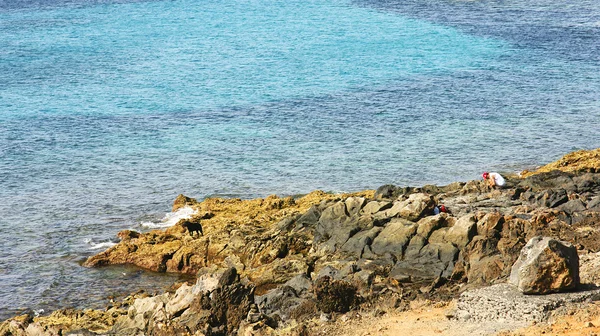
[509,236,579,294]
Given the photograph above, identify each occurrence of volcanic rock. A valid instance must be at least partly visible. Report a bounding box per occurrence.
[509,236,580,294]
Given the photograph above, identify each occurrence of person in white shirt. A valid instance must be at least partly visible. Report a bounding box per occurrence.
[482,172,505,188]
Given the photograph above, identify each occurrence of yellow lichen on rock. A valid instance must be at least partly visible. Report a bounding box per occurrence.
[189,190,374,230]
[522,148,600,177]
[83,189,374,275]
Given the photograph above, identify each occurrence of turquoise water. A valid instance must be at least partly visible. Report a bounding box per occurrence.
[1,0,600,319]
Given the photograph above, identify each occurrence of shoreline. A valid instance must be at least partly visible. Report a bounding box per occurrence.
[2,148,600,336]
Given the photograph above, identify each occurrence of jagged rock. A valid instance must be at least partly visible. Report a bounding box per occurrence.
[458,235,504,285]
[404,235,427,258]
[245,256,309,290]
[390,243,458,282]
[428,227,449,244]
[339,226,382,258]
[316,265,339,280]
[587,196,600,210]
[117,230,141,240]
[276,215,300,231]
[315,201,362,252]
[172,194,197,212]
[476,212,503,237]
[386,193,435,221]
[350,270,375,290]
[237,320,277,336]
[20,157,600,335]
[362,201,392,215]
[0,315,32,336]
[166,283,194,316]
[25,323,46,336]
[205,282,255,334]
[283,275,312,297]
[165,238,209,273]
[445,214,477,249]
[374,184,406,200]
[295,206,321,229]
[255,285,304,320]
[370,218,417,258]
[509,236,580,294]
[558,199,586,214]
[415,214,447,239]
[455,283,600,326]
[345,197,367,216]
[536,189,569,208]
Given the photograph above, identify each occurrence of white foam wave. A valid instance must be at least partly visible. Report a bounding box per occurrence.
[140,206,197,229]
[89,241,117,250]
[84,237,117,250]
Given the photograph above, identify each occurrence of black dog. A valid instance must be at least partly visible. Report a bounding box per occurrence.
[179,220,203,237]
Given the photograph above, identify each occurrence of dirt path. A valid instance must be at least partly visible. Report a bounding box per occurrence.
[302,300,600,336]
[304,301,519,336]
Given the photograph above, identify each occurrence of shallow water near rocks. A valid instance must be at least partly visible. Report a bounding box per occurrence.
[0,0,599,320]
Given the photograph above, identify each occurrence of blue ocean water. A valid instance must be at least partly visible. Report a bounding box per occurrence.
[1,0,599,319]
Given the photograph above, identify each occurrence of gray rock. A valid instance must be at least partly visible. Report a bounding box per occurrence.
[362,201,392,215]
[415,214,447,239]
[445,214,477,249]
[370,218,417,258]
[374,184,408,200]
[255,286,303,320]
[195,268,226,293]
[386,193,435,221]
[276,214,300,231]
[345,197,367,217]
[340,226,382,257]
[25,323,47,336]
[296,205,321,228]
[315,201,363,252]
[537,189,568,208]
[128,295,169,330]
[390,243,458,282]
[165,283,194,316]
[428,227,449,244]
[558,199,586,214]
[404,235,427,258]
[284,274,312,297]
[351,270,375,289]
[587,196,600,211]
[509,236,579,294]
[316,266,339,280]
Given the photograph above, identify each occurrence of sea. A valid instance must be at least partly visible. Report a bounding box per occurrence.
[1,0,599,319]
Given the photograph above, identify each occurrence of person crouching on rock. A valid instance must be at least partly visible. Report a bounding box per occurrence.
[482,171,505,188]
[434,204,449,215]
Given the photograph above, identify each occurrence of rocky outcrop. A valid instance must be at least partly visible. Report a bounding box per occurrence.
[110,267,255,336]
[521,148,600,177]
[7,150,600,335]
[509,236,579,294]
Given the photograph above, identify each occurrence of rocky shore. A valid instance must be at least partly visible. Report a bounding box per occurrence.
[3,149,600,336]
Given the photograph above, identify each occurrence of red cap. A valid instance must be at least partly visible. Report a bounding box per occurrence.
[482,172,489,179]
